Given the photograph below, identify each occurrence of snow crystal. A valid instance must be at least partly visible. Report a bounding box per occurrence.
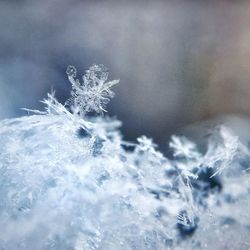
[66,64,119,116]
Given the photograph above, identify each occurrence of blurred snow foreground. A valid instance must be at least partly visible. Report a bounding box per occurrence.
[0,65,250,250]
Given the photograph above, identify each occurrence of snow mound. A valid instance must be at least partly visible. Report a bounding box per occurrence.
[0,65,249,249]
[0,113,249,250]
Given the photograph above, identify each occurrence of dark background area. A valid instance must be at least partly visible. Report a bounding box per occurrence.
[1,0,250,148]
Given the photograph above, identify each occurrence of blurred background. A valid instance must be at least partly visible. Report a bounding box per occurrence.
[1,0,250,148]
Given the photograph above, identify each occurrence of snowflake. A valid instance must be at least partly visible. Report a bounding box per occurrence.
[137,136,157,152]
[169,135,201,159]
[66,65,119,116]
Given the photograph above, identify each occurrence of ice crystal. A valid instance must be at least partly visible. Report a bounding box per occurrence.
[170,135,201,160]
[204,126,239,177]
[66,65,119,116]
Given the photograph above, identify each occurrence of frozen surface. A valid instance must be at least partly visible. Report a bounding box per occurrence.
[0,113,249,250]
[0,66,249,249]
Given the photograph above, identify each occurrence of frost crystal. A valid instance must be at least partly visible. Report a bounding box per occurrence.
[170,135,201,160]
[204,126,239,177]
[66,65,119,116]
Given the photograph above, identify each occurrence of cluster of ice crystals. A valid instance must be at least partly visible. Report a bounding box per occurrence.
[0,66,249,249]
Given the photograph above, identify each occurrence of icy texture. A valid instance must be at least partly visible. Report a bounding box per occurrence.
[0,66,250,249]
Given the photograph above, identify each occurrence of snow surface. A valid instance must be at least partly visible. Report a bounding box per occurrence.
[0,111,249,250]
[0,65,249,249]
